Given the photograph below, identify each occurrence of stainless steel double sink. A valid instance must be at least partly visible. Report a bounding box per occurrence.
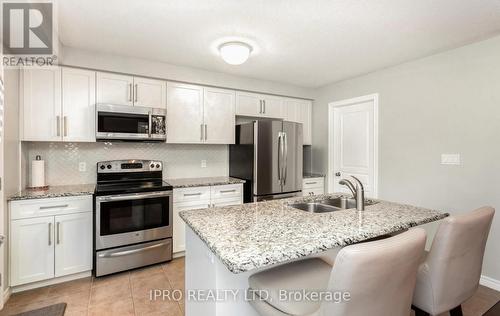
[290,197,378,213]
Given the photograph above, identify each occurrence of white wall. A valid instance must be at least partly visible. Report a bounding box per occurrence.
[61,46,315,99]
[312,34,500,281]
[3,68,21,291]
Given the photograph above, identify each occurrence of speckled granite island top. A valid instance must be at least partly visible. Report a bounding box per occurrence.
[165,176,245,188]
[8,184,95,201]
[180,193,449,274]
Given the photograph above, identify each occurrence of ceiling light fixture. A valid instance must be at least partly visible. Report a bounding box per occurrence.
[218,41,253,65]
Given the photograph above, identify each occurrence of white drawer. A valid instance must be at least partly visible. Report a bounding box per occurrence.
[211,184,243,201]
[173,186,211,203]
[10,195,93,220]
[303,177,325,189]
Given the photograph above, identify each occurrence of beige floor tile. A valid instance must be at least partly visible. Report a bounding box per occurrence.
[133,297,182,316]
[130,265,165,283]
[162,258,185,276]
[90,282,132,306]
[88,298,134,316]
[6,287,51,306]
[47,277,92,298]
[92,271,130,289]
[131,274,171,301]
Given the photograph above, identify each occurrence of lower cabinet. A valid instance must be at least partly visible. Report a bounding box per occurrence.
[173,184,243,254]
[10,196,93,287]
[302,177,325,196]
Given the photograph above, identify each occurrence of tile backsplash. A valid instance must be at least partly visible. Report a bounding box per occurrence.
[23,142,229,186]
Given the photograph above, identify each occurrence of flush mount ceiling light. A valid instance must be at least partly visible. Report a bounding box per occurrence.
[218,41,253,65]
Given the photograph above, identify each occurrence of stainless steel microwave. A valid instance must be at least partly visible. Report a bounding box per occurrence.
[96,104,166,141]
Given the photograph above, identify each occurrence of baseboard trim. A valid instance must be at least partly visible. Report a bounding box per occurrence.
[480,275,500,292]
[3,287,11,306]
[11,271,92,293]
[173,251,185,259]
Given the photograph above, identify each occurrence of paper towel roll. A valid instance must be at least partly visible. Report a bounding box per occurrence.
[31,157,46,188]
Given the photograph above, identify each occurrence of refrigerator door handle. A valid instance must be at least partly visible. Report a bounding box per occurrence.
[277,132,282,183]
[283,132,288,185]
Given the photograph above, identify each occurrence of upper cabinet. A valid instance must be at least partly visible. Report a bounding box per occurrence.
[62,68,96,142]
[96,72,166,108]
[166,82,235,144]
[22,67,96,142]
[235,91,284,119]
[21,68,62,141]
[284,98,312,145]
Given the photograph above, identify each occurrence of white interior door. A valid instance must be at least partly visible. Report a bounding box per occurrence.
[330,95,378,197]
[203,87,235,144]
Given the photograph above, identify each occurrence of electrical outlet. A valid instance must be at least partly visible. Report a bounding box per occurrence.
[441,154,461,165]
[201,160,207,168]
[79,162,87,172]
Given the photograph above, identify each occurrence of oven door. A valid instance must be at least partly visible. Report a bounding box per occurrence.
[95,191,173,250]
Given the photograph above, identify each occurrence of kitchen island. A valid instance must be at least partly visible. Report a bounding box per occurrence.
[179,193,448,316]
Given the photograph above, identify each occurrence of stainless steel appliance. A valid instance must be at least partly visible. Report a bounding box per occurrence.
[229,120,303,202]
[94,160,173,277]
[96,104,166,141]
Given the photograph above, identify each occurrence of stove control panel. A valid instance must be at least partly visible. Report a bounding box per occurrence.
[97,160,163,173]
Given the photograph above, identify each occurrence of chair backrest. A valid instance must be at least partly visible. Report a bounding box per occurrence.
[320,228,427,316]
[423,207,495,313]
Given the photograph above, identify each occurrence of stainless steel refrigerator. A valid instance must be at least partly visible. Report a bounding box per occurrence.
[230,120,303,202]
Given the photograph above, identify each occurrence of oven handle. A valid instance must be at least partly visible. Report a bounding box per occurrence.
[96,191,172,202]
[97,241,169,258]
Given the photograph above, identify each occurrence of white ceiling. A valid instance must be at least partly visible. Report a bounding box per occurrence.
[58,0,500,88]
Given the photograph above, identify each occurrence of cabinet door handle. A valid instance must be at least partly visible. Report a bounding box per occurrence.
[205,124,208,141]
[39,204,69,210]
[48,222,52,246]
[200,124,204,141]
[63,116,68,137]
[263,100,266,114]
[56,116,61,137]
[259,100,262,114]
[305,182,317,185]
[134,84,138,102]
[220,189,237,193]
[128,83,132,102]
[56,222,60,244]
[184,192,202,197]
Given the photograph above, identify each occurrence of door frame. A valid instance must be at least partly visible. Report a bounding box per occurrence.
[327,93,379,197]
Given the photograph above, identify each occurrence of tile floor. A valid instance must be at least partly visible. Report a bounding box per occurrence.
[0,256,499,316]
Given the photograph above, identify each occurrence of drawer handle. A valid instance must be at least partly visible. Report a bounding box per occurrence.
[40,204,69,210]
[184,193,202,197]
[98,241,169,258]
[220,189,237,193]
[305,182,318,185]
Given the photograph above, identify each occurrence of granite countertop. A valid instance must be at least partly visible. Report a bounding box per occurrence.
[303,173,326,179]
[165,176,245,189]
[180,193,449,274]
[8,184,96,201]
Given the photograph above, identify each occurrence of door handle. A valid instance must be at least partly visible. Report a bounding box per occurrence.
[263,100,266,114]
[200,124,204,141]
[56,116,61,137]
[128,83,132,102]
[277,132,282,183]
[220,189,237,193]
[63,116,68,137]
[134,84,138,102]
[97,241,169,258]
[56,222,60,244]
[184,192,202,197]
[48,222,52,246]
[259,100,263,114]
[283,132,288,185]
[205,124,208,141]
[40,204,69,210]
[335,172,341,177]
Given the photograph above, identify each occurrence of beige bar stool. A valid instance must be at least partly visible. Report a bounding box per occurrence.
[248,228,427,316]
[412,206,495,316]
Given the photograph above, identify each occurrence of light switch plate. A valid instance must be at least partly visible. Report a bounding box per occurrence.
[78,162,87,172]
[441,154,461,165]
[201,160,207,168]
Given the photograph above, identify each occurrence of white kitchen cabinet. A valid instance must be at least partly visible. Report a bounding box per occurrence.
[132,77,166,108]
[173,184,243,254]
[10,196,93,287]
[10,216,55,286]
[167,83,235,144]
[167,82,204,143]
[62,68,96,142]
[97,72,166,108]
[302,177,325,196]
[54,212,93,277]
[96,72,134,106]
[203,87,235,144]
[285,98,312,145]
[236,91,284,119]
[21,68,62,141]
